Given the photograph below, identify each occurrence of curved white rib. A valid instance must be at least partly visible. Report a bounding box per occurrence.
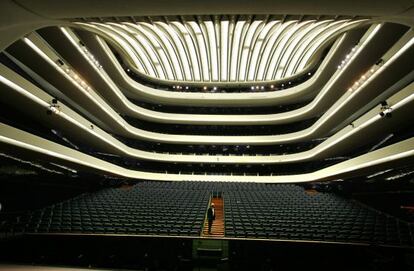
[129,23,182,80]
[1,122,413,182]
[81,18,360,83]
[1,63,413,164]
[64,24,378,125]
[171,21,202,81]
[35,26,363,128]
[17,31,414,145]
[77,22,365,107]
[248,20,279,81]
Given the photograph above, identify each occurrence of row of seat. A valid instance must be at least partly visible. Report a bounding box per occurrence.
[1,181,211,237]
[223,186,414,247]
[1,181,413,248]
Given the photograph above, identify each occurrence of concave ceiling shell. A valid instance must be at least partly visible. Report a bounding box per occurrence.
[77,17,362,83]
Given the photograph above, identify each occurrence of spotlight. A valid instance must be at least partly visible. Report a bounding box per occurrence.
[52,98,58,104]
[381,107,393,118]
[380,101,388,107]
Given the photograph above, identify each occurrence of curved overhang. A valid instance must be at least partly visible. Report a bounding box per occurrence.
[1,122,413,182]
[1,61,413,164]
[79,28,358,106]
[0,1,413,183]
[45,24,395,125]
[75,18,364,85]
[1,0,414,52]
[5,29,414,146]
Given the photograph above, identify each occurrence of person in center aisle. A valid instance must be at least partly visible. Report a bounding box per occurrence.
[207,202,215,234]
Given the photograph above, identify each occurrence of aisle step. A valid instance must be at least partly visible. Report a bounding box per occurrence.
[202,197,224,237]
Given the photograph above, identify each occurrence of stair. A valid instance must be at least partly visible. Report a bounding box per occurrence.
[202,197,225,237]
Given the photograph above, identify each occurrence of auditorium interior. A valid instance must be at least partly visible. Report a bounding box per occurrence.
[1,0,414,270]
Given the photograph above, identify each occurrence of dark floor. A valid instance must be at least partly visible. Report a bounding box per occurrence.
[0,234,413,271]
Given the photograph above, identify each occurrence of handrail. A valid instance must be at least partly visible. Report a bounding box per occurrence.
[201,194,212,236]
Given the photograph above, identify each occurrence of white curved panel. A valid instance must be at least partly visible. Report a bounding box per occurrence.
[2,61,413,165]
[57,26,363,126]
[238,20,263,81]
[219,19,229,81]
[171,21,202,81]
[256,21,295,81]
[19,29,413,145]
[1,121,413,182]
[155,22,193,80]
[248,20,279,81]
[285,20,330,76]
[82,18,358,83]
[137,22,185,80]
[123,23,175,79]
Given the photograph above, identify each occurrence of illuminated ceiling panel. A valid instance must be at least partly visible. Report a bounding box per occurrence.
[79,17,360,83]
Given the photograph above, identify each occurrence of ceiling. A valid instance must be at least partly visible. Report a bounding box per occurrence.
[78,18,360,83]
[0,1,414,183]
